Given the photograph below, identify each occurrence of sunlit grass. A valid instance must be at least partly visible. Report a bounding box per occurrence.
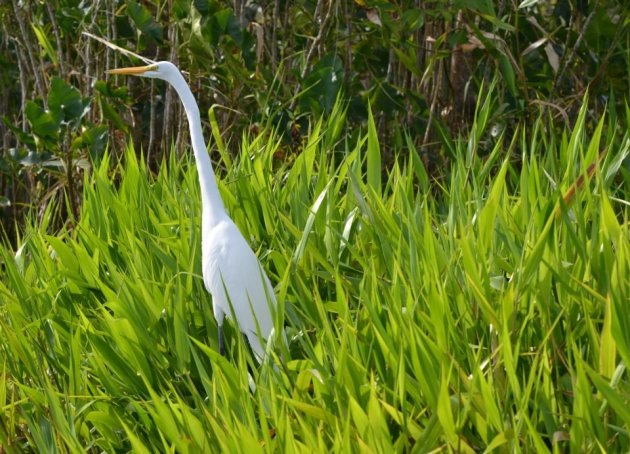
[1,93,629,451]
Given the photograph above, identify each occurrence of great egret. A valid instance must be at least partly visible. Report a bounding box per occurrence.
[108,61,278,362]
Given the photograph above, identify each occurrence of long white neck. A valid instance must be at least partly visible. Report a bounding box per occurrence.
[171,77,226,227]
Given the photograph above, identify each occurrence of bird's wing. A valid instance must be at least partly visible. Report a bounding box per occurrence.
[202,220,277,360]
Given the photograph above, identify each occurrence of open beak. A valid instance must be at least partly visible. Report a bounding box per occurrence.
[107,64,155,75]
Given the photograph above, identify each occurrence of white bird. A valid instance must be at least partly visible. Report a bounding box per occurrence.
[108,61,278,361]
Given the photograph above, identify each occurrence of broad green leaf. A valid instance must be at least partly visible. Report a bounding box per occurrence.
[127,0,163,42]
[48,77,87,123]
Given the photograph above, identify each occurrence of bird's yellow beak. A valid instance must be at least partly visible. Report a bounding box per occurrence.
[107,64,156,75]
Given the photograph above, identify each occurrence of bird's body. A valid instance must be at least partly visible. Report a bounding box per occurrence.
[108,61,277,361]
[202,217,276,360]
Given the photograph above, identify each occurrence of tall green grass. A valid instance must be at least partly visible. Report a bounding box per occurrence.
[1,94,629,452]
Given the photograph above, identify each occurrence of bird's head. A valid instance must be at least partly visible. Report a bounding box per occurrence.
[107,61,182,84]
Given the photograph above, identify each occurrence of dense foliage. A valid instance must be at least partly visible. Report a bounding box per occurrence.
[0,0,629,451]
[1,97,629,451]
[1,0,629,237]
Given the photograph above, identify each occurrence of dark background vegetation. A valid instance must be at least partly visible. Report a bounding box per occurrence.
[1,0,629,242]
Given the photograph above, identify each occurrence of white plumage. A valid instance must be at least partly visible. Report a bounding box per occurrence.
[202,218,276,360]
